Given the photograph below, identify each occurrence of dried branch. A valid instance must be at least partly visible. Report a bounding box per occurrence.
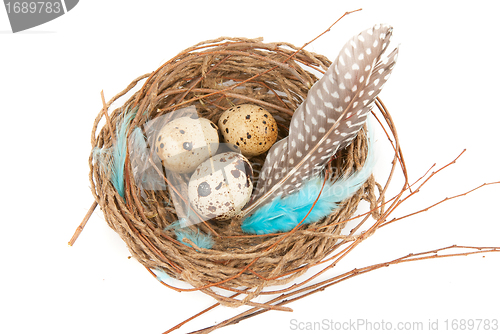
[184,245,500,333]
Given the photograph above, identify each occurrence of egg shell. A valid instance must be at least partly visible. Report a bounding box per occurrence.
[218,104,278,157]
[156,116,219,173]
[188,152,253,220]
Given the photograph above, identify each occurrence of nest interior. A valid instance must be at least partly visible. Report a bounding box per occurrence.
[89,37,381,307]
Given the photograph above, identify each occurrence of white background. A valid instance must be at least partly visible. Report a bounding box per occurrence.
[1,1,499,333]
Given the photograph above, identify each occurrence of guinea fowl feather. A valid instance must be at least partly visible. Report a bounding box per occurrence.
[239,24,398,220]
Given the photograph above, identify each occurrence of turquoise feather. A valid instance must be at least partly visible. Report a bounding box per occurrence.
[152,268,172,283]
[110,109,137,198]
[175,228,214,249]
[92,109,137,199]
[241,121,375,235]
[165,218,214,250]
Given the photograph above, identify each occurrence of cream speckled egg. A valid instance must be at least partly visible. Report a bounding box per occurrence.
[218,104,278,157]
[188,152,253,220]
[156,116,219,173]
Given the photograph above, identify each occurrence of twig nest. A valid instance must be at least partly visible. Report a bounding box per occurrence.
[218,104,278,157]
[188,152,253,220]
[89,37,381,307]
[156,116,219,173]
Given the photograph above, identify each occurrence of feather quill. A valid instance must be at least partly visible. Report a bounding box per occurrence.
[241,118,375,234]
[239,24,398,217]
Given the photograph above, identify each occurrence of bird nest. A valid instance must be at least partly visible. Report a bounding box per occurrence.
[88,37,386,307]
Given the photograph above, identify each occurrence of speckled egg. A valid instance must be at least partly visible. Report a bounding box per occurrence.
[156,116,219,173]
[218,104,278,157]
[188,152,253,220]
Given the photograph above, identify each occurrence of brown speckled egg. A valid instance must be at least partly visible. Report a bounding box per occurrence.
[156,116,219,173]
[218,104,278,157]
[188,152,253,220]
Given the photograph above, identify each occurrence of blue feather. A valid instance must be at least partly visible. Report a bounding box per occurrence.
[241,120,375,235]
[110,109,137,198]
[165,218,214,250]
[175,228,214,250]
[151,268,172,283]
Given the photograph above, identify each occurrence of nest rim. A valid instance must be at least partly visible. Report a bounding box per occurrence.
[89,37,382,307]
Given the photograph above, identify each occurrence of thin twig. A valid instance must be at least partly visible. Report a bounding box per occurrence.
[162,289,248,334]
[282,9,363,64]
[101,90,116,144]
[68,201,98,246]
[381,181,500,227]
[188,245,500,333]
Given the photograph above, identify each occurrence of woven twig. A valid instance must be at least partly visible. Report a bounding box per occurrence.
[89,37,381,307]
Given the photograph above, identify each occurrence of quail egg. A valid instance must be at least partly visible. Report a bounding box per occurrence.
[188,152,253,220]
[218,104,278,157]
[156,116,219,173]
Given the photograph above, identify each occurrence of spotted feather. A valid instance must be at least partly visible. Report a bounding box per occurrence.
[239,24,399,217]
